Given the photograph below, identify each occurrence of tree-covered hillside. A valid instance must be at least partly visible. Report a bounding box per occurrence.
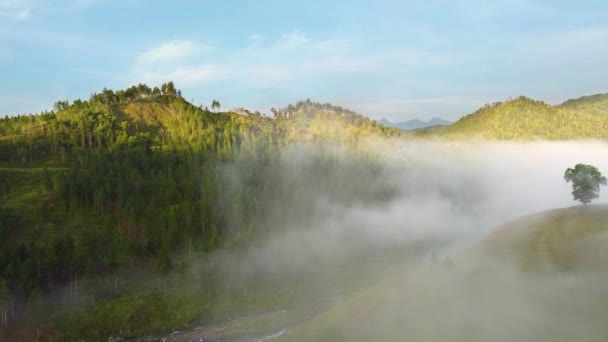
[559,93,608,117]
[0,83,400,332]
[272,99,398,144]
[433,95,608,140]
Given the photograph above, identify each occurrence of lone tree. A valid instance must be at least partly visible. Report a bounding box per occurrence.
[564,163,607,205]
[211,99,221,112]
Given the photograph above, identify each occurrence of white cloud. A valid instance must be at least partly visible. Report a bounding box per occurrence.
[130,32,459,89]
[137,40,197,64]
[132,40,220,85]
[126,31,472,120]
[128,27,605,120]
[140,64,231,85]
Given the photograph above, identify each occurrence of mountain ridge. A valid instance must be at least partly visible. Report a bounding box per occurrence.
[421,94,608,140]
[379,117,452,130]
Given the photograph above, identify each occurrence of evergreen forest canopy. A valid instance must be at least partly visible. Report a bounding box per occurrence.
[0,82,400,310]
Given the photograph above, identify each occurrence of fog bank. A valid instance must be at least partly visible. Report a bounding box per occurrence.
[234,140,608,272]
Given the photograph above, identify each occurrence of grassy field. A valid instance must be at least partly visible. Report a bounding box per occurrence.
[280,205,608,341]
[482,205,608,271]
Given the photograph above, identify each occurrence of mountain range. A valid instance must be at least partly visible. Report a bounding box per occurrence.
[379,117,453,130]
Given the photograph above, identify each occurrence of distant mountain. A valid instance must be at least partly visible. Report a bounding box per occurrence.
[426,117,453,127]
[437,95,608,140]
[379,117,453,130]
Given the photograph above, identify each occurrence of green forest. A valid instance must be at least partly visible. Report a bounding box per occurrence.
[427,94,608,139]
[2,83,608,339]
[0,83,402,339]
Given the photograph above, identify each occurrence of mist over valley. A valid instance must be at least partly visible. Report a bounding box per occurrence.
[2,1,608,340]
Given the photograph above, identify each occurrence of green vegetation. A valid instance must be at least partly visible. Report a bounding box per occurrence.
[423,94,608,140]
[565,164,607,204]
[484,205,608,271]
[560,93,608,117]
[282,205,608,341]
[3,83,608,339]
[0,83,400,339]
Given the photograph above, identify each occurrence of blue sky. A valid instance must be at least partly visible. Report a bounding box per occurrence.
[1,0,607,121]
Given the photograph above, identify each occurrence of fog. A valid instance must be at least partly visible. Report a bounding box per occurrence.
[225,140,608,271]
[41,140,608,341]
[195,140,608,341]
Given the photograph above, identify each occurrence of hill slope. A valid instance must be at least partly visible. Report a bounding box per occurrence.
[0,83,403,339]
[483,205,608,270]
[560,93,608,117]
[273,99,400,143]
[281,205,608,341]
[431,95,608,140]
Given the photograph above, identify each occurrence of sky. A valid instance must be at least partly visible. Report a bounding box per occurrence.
[0,0,607,122]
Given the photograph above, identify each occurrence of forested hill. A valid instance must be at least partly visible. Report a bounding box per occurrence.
[0,83,399,166]
[559,93,608,117]
[0,83,399,315]
[427,94,608,140]
[271,99,399,143]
